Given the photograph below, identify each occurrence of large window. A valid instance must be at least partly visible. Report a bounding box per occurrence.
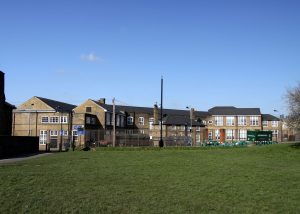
[239,129,247,140]
[127,116,134,125]
[226,116,235,126]
[138,117,144,126]
[226,129,234,140]
[238,116,246,126]
[215,116,223,126]
[250,116,259,126]
[262,121,268,127]
[39,130,47,145]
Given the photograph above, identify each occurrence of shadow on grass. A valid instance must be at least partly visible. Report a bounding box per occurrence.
[289,142,300,149]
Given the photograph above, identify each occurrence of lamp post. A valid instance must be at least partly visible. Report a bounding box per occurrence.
[159,76,164,147]
[274,109,283,142]
[56,106,63,152]
[186,106,193,146]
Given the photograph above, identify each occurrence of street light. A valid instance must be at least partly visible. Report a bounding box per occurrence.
[56,106,63,152]
[274,109,283,142]
[186,106,193,146]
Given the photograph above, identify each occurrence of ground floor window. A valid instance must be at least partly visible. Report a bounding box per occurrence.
[39,130,47,145]
[215,129,220,140]
[196,134,201,143]
[226,129,234,140]
[239,129,247,140]
[272,130,278,138]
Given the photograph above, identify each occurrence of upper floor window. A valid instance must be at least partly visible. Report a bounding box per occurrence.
[226,116,235,126]
[127,116,134,125]
[86,107,92,113]
[250,116,259,126]
[262,121,268,127]
[60,116,68,123]
[215,116,223,126]
[172,125,176,130]
[272,121,278,127]
[238,116,246,126]
[149,118,154,122]
[138,117,144,126]
[181,125,185,131]
[41,117,49,123]
[50,116,59,123]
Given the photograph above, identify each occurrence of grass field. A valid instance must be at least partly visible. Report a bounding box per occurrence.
[0,143,299,214]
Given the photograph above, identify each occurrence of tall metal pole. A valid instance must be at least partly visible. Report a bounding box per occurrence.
[159,77,164,147]
[112,97,116,147]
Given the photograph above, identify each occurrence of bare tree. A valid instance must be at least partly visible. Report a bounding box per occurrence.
[286,82,300,128]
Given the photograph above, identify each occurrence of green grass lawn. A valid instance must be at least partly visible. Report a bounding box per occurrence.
[1,143,299,214]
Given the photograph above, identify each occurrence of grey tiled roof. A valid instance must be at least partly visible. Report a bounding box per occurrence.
[208,106,261,115]
[262,114,280,121]
[36,96,76,112]
[162,115,204,126]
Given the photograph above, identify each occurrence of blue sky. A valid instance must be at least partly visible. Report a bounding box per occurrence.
[1,0,299,115]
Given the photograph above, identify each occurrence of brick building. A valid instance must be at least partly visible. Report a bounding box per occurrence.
[0,71,15,135]
[12,96,76,150]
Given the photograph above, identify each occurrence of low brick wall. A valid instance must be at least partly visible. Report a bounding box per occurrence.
[0,136,39,158]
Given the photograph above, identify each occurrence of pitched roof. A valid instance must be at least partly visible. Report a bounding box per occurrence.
[162,115,204,126]
[262,114,280,121]
[36,96,76,112]
[5,102,16,109]
[208,106,261,115]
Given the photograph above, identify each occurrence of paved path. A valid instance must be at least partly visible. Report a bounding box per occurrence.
[0,153,53,164]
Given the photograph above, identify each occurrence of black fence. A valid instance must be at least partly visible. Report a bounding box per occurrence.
[0,136,39,158]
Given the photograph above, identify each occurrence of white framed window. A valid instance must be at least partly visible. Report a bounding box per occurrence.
[138,117,144,126]
[239,129,247,140]
[226,129,234,140]
[60,116,68,123]
[41,116,49,123]
[272,121,278,127]
[39,130,47,145]
[202,120,207,125]
[226,116,235,126]
[139,130,145,134]
[63,130,68,136]
[215,129,220,140]
[49,116,59,123]
[196,134,201,143]
[238,116,247,126]
[215,116,223,126]
[181,125,185,131]
[208,120,213,125]
[263,121,268,127]
[196,126,200,131]
[250,116,259,126]
[50,130,58,136]
[172,125,176,130]
[127,116,134,125]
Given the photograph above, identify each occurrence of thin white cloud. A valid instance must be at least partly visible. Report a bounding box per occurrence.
[80,52,104,63]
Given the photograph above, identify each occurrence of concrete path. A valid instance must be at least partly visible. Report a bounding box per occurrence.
[0,153,53,164]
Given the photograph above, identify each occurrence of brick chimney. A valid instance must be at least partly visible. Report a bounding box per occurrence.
[0,71,5,103]
[98,98,106,104]
[153,103,159,124]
